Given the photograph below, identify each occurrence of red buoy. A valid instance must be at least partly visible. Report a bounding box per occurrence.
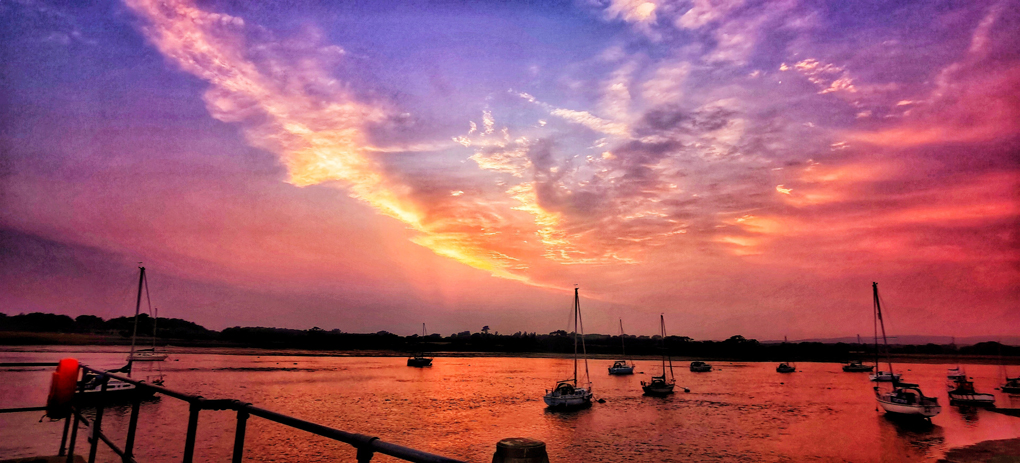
[45,358,79,419]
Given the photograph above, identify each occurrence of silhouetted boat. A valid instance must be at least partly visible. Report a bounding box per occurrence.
[868,285,901,383]
[843,335,874,372]
[407,323,434,367]
[947,377,995,407]
[128,307,168,362]
[544,287,593,410]
[608,319,634,375]
[80,266,164,401]
[776,363,796,373]
[690,361,712,372]
[641,314,676,396]
[1002,377,1020,394]
[870,282,939,419]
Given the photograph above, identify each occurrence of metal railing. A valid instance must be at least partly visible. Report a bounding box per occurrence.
[49,365,467,463]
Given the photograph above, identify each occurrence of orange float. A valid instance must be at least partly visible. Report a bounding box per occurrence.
[45,358,79,418]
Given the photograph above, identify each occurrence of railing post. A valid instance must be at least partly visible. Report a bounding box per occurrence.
[66,411,80,463]
[182,400,202,463]
[356,437,379,463]
[123,395,142,461]
[232,409,249,463]
[66,377,85,463]
[88,375,110,463]
[58,410,72,456]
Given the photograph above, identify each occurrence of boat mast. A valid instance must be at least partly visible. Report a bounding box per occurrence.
[128,266,146,377]
[873,282,894,375]
[873,285,879,371]
[573,286,579,387]
[620,319,626,357]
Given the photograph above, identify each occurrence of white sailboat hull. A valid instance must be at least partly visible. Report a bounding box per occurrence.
[876,397,941,417]
[543,388,592,409]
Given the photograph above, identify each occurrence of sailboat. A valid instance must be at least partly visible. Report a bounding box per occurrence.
[869,286,901,383]
[776,336,796,373]
[947,374,996,407]
[407,323,434,367]
[608,319,635,375]
[1002,376,1020,394]
[641,314,677,396]
[870,282,941,419]
[843,334,875,372]
[127,307,169,362]
[79,266,164,400]
[543,287,593,410]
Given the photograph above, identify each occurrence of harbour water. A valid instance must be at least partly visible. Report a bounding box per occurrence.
[2,347,1019,462]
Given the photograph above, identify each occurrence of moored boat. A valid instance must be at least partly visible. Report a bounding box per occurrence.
[843,360,874,372]
[690,361,712,372]
[80,266,165,402]
[776,362,796,373]
[843,335,874,372]
[608,319,635,375]
[870,371,902,382]
[875,382,942,418]
[407,323,434,367]
[869,282,939,419]
[947,377,996,407]
[544,287,593,410]
[1003,376,1020,394]
[641,314,677,396]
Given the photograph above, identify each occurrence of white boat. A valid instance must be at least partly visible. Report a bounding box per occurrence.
[128,348,169,362]
[870,371,902,382]
[947,378,995,407]
[608,319,634,375]
[544,287,593,410]
[875,383,942,418]
[870,282,939,419]
[641,314,677,396]
[690,361,712,372]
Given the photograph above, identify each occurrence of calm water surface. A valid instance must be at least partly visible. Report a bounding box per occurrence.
[2,348,1019,462]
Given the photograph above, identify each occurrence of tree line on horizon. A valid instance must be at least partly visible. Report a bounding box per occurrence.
[2,311,1018,360]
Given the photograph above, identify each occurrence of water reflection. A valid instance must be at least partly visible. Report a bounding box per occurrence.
[2,350,1020,462]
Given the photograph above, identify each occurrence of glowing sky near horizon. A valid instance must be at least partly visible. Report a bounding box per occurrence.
[1,0,1018,339]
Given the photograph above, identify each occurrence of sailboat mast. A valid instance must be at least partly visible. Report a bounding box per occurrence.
[128,266,146,376]
[620,319,626,357]
[660,314,666,376]
[873,282,894,374]
[573,286,579,386]
[873,284,879,370]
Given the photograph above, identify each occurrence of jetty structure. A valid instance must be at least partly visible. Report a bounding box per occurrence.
[0,360,522,463]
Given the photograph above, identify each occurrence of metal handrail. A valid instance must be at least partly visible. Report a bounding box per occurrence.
[62,365,466,463]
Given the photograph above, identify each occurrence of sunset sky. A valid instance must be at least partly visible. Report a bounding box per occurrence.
[2,0,1017,340]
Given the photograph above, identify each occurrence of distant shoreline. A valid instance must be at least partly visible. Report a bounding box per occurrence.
[3,342,1020,365]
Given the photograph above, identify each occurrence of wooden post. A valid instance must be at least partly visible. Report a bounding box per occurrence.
[492,438,549,463]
